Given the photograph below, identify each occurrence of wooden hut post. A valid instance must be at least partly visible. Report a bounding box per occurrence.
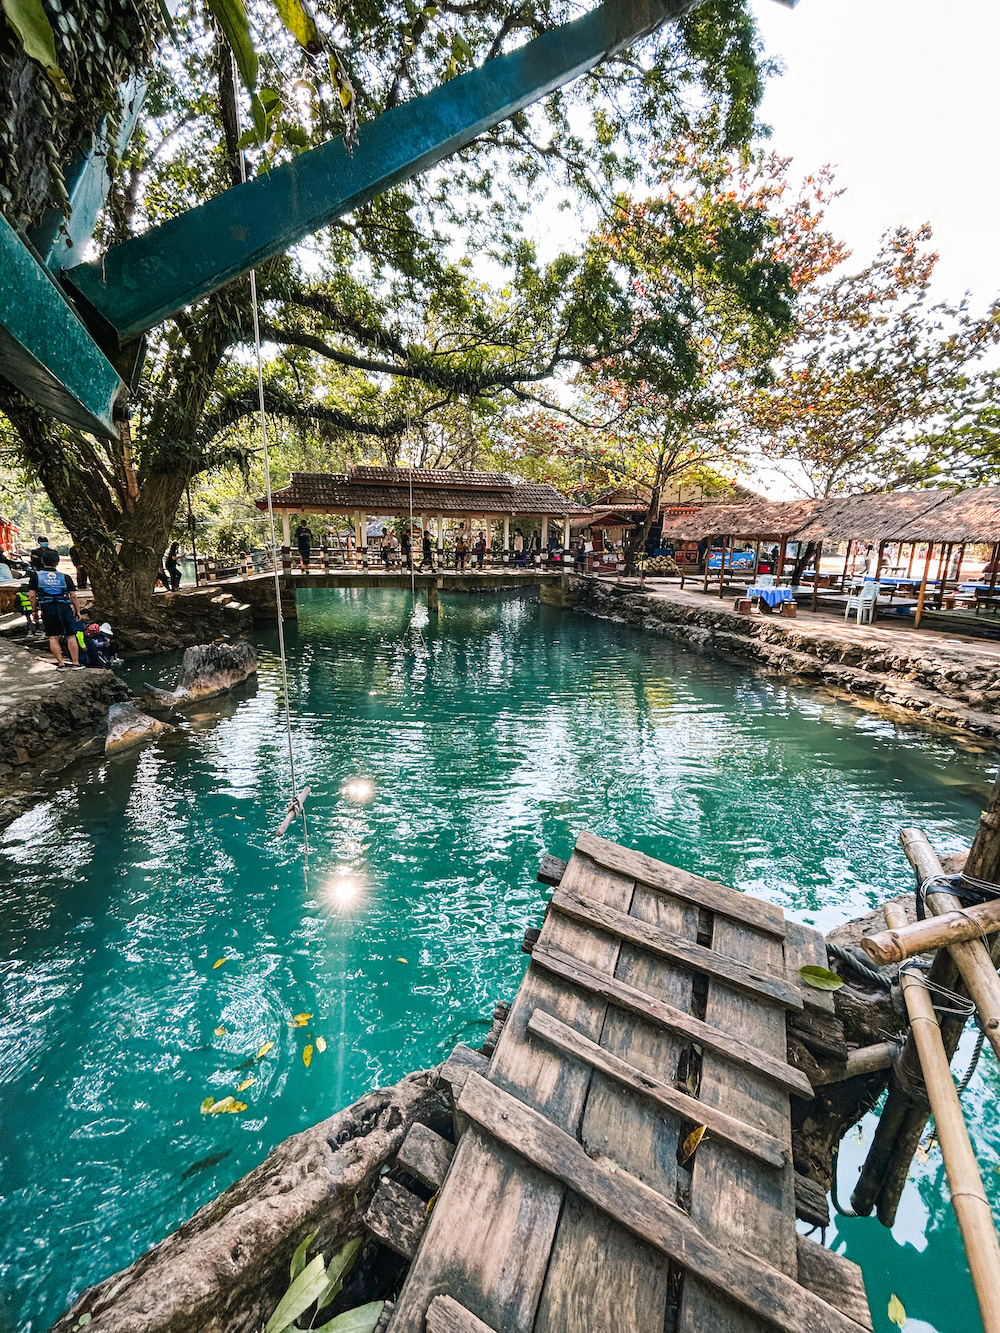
[718,534,729,598]
[841,539,852,589]
[874,539,887,581]
[753,537,761,580]
[775,534,788,585]
[990,541,999,597]
[811,541,822,612]
[906,542,916,577]
[914,542,935,630]
[702,540,711,594]
[935,543,953,608]
[955,542,966,586]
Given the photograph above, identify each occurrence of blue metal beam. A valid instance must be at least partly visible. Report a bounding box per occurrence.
[65,0,689,342]
[0,214,124,437]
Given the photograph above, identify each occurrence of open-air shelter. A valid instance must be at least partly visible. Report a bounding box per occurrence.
[658,499,819,598]
[255,466,591,559]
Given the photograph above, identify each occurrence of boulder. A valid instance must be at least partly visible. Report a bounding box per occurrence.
[142,640,257,711]
[105,702,174,754]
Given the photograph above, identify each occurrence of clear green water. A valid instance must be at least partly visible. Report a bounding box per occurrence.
[1,588,998,1333]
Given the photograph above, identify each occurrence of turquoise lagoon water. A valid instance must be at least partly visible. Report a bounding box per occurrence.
[1,587,998,1333]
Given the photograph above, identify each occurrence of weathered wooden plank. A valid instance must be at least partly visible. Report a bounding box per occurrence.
[531,941,813,1099]
[550,883,803,1009]
[787,1004,849,1060]
[363,1178,427,1261]
[533,880,698,1332]
[488,853,636,1126]
[396,1122,455,1193]
[574,831,786,936]
[537,853,568,887]
[426,1294,497,1333]
[796,1236,873,1332]
[532,1194,673,1333]
[527,1009,787,1169]
[794,1172,831,1227]
[457,1073,864,1333]
[388,1129,563,1333]
[679,913,797,1333]
[439,1043,490,1111]
[392,852,635,1333]
[785,918,837,1014]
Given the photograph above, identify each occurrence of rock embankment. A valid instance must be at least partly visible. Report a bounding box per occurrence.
[571,577,1000,740]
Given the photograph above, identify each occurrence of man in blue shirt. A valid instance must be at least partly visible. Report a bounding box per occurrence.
[28,550,85,668]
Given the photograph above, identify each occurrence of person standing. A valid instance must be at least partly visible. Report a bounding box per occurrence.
[28,549,84,668]
[454,529,468,572]
[419,529,434,571]
[295,521,313,571]
[68,543,88,589]
[513,530,525,567]
[401,528,412,570]
[165,540,182,590]
[474,531,487,570]
[30,535,50,570]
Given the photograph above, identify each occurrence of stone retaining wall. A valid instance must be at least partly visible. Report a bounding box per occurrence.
[570,577,1000,741]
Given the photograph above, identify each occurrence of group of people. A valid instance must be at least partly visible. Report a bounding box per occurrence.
[1,535,119,669]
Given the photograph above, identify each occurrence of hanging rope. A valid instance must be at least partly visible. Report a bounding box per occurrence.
[234,72,309,856]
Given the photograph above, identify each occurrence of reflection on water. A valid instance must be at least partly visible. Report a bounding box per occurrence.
[0,588,995,1331]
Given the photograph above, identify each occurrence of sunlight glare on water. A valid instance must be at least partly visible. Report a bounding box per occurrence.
[0,587,997,1332]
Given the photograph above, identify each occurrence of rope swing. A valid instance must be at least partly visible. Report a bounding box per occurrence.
[235,70,309,853]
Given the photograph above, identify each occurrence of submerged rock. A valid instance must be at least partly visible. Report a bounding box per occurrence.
[142,640,257,711]
[105,702,174,754]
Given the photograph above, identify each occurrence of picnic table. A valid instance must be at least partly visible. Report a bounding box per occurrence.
[750,586,794,613]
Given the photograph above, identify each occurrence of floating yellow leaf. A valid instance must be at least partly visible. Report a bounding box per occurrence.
[303,1044,313,1067]
[315,1036,327,1053]
[256,1041,275,1059]
[213,958,227,969]
[200,1095,216,1114]
[292,1013,312,1027]
[888,1293,907,1327]
[426,1192,438,1216]
[236,1077,255,1093]
[680,1125,707,1164]
[397,957,408,964]
[205,1095,235,1115]
[214,1026,227,1037]
[914,1142,929,1165]
[229,1101,247,1113]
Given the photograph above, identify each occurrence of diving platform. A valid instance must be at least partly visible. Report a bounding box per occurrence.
[364,832,873,1333]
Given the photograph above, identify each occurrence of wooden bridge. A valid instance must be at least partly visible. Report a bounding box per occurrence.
[363,831,872,1333]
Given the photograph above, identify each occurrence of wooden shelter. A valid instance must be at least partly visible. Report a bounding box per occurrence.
[255,467,591,557]
[658,499,819,600]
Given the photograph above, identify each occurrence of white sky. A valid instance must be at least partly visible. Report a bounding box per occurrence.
[751,0,1000,313]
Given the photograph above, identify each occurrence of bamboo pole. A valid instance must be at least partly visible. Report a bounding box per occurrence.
[863,895,1000,965]
[885,898,1000,1333]
[936,542,953,608]
[907,542,916,577]
[702,540,711,594]
[897,830,1000,1059]
[811,540,822,612]
[811,1040,899,1085]
[753,537,761,581]
[914,542,935,630]
[852,835,967,1222]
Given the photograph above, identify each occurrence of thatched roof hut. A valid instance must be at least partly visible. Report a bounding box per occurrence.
[878,487,1000,544]
[658,499,817,541]
[793,491,957,544]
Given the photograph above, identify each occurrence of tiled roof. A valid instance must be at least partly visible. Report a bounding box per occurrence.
[255,472,589,516]
[347,466,514,489]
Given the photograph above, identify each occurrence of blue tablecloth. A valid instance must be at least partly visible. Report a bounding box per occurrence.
[750,586,794,608]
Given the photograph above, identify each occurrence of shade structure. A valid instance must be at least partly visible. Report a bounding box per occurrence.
[255,467,590,522]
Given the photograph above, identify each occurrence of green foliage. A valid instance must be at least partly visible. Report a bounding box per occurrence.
[264,1236,376,1333]
[1,0,71,97]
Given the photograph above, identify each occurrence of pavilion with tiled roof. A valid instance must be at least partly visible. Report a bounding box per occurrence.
[255,466,591,552]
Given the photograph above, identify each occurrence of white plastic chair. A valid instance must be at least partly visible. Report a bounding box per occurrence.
[845,581,879,624]
[757,574,774,587]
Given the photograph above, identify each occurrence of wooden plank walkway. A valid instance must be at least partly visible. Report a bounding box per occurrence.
[380,832,872,1333]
